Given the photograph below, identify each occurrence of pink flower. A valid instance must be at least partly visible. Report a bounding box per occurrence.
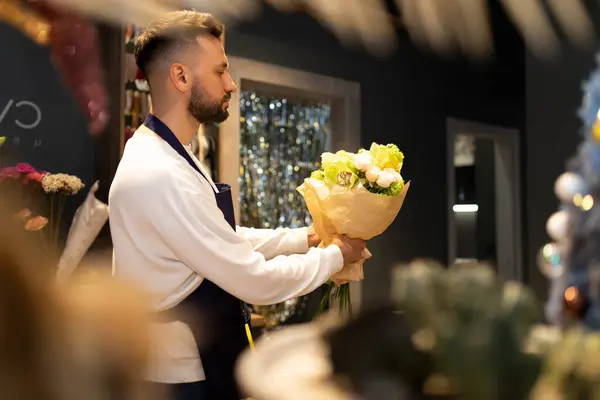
[23,172,43,184]
[0,163,44,183]
[0,167,20,180]
[15,163,37,174]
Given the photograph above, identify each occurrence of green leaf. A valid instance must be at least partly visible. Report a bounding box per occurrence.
[314,281,335,318]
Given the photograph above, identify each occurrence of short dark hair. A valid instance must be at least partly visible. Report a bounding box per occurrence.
[134,11,225,78]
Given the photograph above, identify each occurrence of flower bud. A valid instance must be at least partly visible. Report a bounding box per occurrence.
[376,170,395,188]
[365,166,381,183]
[353,152,373,171]
[384,168,402,183]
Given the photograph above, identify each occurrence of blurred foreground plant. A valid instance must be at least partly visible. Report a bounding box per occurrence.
[392,260,545,399]
[327,260,547,400]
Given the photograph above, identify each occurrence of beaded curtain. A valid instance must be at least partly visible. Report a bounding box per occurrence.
[239,90,331,229]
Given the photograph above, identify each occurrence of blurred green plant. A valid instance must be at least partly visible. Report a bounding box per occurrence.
[531,328,600,400]
[391,260,545,399]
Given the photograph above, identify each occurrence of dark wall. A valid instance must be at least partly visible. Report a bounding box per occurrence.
[525,1,600,299]
[227,3,525,307]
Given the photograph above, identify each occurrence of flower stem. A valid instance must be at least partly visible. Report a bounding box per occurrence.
[54,194,67,248]
[336,283,353,317]
[314,281,335,318]
[314,281,353,319]
[49,193,54,243]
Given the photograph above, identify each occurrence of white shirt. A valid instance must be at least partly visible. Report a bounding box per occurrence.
[109,125,344,383]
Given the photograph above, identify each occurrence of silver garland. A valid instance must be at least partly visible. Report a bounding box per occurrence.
[239,91,330,229]
[239,90,330,328]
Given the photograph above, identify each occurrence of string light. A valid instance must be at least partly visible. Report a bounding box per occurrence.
[581,194,594,211]
[538,243,563,278]
[593,109,600,141]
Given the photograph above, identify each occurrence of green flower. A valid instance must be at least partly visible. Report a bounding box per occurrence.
[320,150,359,187]
[310,170,325,180]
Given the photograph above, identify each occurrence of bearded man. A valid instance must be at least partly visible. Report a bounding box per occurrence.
[108,10,366,400]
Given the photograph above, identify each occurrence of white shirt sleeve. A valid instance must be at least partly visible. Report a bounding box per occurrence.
[236,226,310,259]
[139,170,343,306]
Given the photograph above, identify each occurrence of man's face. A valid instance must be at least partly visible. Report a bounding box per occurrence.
[186,35,237,123]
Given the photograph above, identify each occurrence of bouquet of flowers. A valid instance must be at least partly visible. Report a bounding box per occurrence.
[297,143,410,315]
[0,163,85,248]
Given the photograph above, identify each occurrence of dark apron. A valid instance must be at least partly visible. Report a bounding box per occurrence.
[144,115,251,400]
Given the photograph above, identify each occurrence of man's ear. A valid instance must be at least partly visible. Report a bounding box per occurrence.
[169,63,189,93]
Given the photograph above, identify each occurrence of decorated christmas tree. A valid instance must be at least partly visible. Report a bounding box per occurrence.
[544,53,600,330]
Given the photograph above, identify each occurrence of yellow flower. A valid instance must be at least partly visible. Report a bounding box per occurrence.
[368,143,404,172]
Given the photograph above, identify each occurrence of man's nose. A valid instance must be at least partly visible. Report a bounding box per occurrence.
[224,73,238,93]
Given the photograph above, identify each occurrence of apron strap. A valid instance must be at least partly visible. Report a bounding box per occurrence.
[143,114,211,185]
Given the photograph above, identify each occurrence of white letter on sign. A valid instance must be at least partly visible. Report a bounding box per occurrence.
[14,101,42,130]
[0,99,42,130]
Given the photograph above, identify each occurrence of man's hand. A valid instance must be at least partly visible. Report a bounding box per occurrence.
[331,235,366,264]
[307,225,321,247]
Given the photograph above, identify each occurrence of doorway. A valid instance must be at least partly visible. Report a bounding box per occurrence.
[446,118,523,282]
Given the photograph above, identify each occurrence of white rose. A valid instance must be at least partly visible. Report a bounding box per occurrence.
[320,152,336,165]
[376,169,395,188]
[365,165,381,183]
[353,152,373,171]
[384,168,402,183]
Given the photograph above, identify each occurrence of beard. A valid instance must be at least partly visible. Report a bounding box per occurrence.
[188,83,230,124]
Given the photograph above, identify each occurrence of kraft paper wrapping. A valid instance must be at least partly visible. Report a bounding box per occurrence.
[297,178,410,285]
[56,181,109,283]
